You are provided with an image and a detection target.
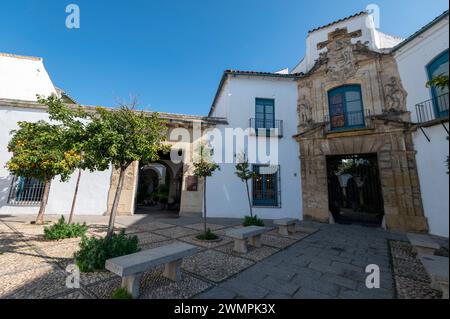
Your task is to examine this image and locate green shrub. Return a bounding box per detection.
[196,228,219,241]
[243,215,265,227]
[110,287,133,299]
[74,230,140,272]
[44,216,88,240]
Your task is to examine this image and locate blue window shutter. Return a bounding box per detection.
[427,49,449,118]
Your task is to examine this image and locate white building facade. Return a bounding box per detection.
[0,10,448,237]
[0,54,113,216]
[207,73,302,220]
[394,11,449,237]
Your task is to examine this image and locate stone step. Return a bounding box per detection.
[420,254,449,299]
[407,233,440,255]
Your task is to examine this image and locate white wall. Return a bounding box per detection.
[0,106,112,216]
[0,54,57,101]
[208,76,302,220]
[292,13,402,74]
[395,16,449,237]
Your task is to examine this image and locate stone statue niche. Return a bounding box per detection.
[298,94,313,125]
[384,76,407,113]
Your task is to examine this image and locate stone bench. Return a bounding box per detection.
[105,242,198,298]
[226,226,268,254]
[407,233,440,255]
[273,218,298,236]
[420,254,449,299]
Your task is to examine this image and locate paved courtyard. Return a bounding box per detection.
[0,214,445,299]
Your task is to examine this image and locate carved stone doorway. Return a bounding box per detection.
[327,154,384,226]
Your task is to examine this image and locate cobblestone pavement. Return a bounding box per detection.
[0,214,444,299]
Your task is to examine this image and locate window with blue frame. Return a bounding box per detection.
[255,98,275,135]
[427,49,449,119]
[252,165,280,207]
[328,85,365,131]
[8,176,44,204]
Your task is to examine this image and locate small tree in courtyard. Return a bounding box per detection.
[235,152,256,218]
[84,100,169,238]
[6,121,80,224]
[38,95,89,224]
[193,145,220,240]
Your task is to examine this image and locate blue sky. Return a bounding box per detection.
[1,0,448,115]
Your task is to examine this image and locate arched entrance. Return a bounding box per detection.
[134,157,183,215]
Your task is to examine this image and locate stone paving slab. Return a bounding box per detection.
[135,232,170,245]
[184,223,228,231]
[261,233,297,249]
[179,234,232,249]
[182,250,254,283]
[267,229,311,240]
[153,226,199,239]
[214,242,280,262]
[139,239,179,251]
[131,221,175,232]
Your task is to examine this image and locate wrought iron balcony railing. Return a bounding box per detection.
[415,93,449,124]
[249,118,283,137]
[323,109,372,132]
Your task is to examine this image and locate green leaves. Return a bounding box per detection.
[74,230,140,272]
[7,120,79,182]
[84,106,169,171]
[426,74,449,90]
[43,216,88,240]
[243,215,265,227]
[193,144,220,177]
[235,153,256,182]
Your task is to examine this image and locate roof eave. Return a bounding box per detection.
[392,10,449,53]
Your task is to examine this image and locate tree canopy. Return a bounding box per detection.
[7,120,80,182]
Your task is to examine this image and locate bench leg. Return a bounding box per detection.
[163,259,182,282]
[278,225,289,236]
[249,234,262,248]
[121,274,142,299]
[287,224,296,234]
[233,239,248,254]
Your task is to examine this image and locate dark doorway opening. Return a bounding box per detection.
[135,159,182,217]
[327,153,384,227]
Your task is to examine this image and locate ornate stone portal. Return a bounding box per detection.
[295,27,429,232]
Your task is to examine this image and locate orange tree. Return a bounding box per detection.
[38,95,89,224]
[84,104,169,238]
[7,121,80,224]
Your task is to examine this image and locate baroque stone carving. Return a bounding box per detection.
[319,28,363,82]
[298,95,313,124]
[384,76,407,112]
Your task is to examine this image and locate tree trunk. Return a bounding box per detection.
[203,177,207,235]
[245,180,253,218]
[36,179,51,225]
[106,166,126,239]
[68,169,82,224]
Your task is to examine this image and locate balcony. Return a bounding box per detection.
[249,118,283,137]
[323,109,371,132]
[415,93,449,124]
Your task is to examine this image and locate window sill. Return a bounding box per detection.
[252,205,282,209]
